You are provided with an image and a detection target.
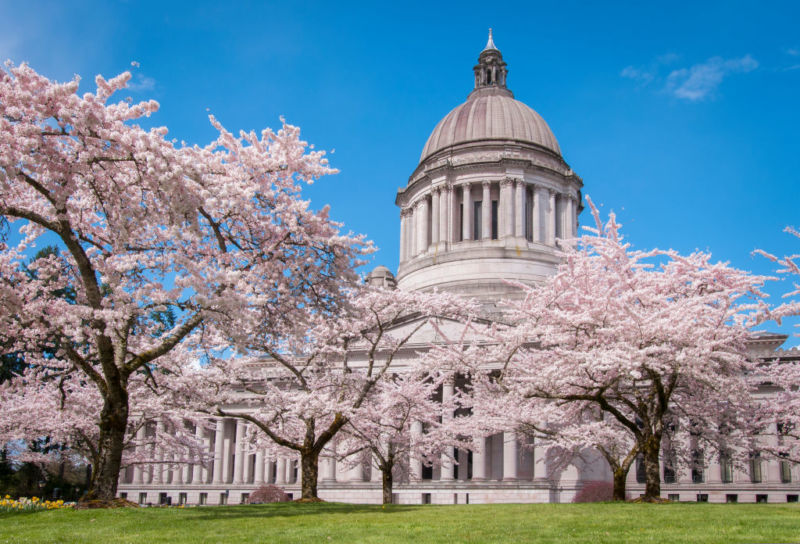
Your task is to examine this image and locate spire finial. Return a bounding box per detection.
[484,28,497,51]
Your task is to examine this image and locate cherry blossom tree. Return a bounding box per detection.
[756,227,800,464]
[167,286,473,501]
[0,62,367,500]
[0,365,206,474]
[449,198,766,501]
[336,367,468,504]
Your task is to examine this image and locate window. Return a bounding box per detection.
[756,494,768,503]
[720,453,734,483]
[199,493,208,505]
[725,494,738,503]
[453,493,458,504]
[422,493,431,504]
[473,201,482,240]
[787,495,798,503]
[240,493,249,504]
[491,200,498,239]
[138,492,147,505]
[667,494,680,502]
[422,464,433,480]
[691,449,704,483]
[635,455,646,484]
[179,493,187,506]
[780,458,792,483]
[219,492,228,505]
[119,492,127,500]
[458,203,464,241]
[750,453,762,483]
[159,492,169,505]
[696,494,708,502]
[663,453,676,484]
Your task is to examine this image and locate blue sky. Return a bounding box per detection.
[2,0,798,344]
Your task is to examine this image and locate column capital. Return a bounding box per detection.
[500,177,514,188]
[481,180,491,188]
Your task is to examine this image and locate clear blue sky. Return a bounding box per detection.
[2,1,798,343]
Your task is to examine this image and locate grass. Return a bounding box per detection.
[1,502,799,544]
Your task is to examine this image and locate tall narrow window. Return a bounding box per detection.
[780,457,792,483]
[491,200,498,240]
[691,449,704,483]
[750,452,762,483]
[459,203,464,242]
[636,455,646,484]
[473,201,482,240]
[720,453,734,483]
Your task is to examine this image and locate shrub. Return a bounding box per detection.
[572,481,614,503]
[247,485,290,504]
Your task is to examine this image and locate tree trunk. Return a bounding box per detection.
[612,467,628,501]
[300,450,319,500]
[85,398,128,500]
[642,439,661,501]
[381,464,393,505]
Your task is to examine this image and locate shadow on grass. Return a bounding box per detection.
[186,502,426,522]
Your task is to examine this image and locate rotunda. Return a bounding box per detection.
[395,31,583,301]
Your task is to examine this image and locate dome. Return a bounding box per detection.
[420,89,561,162]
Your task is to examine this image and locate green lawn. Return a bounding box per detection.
[1,502,799,544]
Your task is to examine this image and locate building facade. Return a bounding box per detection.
[117,33,800,506]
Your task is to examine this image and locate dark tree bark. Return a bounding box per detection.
[85,395,128,500]
[299,450,319,500]
[382,466,393,505]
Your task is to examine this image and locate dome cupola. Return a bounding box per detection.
[395,32,583,302]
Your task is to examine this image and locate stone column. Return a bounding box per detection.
[448,185,457,243]
[408,207,416,258]
[534,187,546,243]
[255,450,265,485]
[410,421,423,480]
[533,443,548,481]
[153,420,165,485]
[222,421,233,484]
[440,381,455,481]
[472,436,487,480]
[233,420,246,484]
[275,457,287,485]
[481,181,491,240]
[440,186,449,246]
[321,445,336,482]
[462,183,473,241]
[285,458,295,484]
[133,425,146,485]
[431,189,440,246]
[548,190,557,245]
[212,419,225,484]
[499,178,513,238]
[503,432,518,481]
[514,179,525,238]
[417,199,429,254]
[569,196,578,237]
[192,423,204,484]
[180,458,190,485]
[399,210,408,262]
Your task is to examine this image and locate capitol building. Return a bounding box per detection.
[117,33,800,506]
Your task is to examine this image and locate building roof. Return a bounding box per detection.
[419,89,562,161]
[418,31,562,162]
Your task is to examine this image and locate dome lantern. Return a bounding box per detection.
[473,29,509,94]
